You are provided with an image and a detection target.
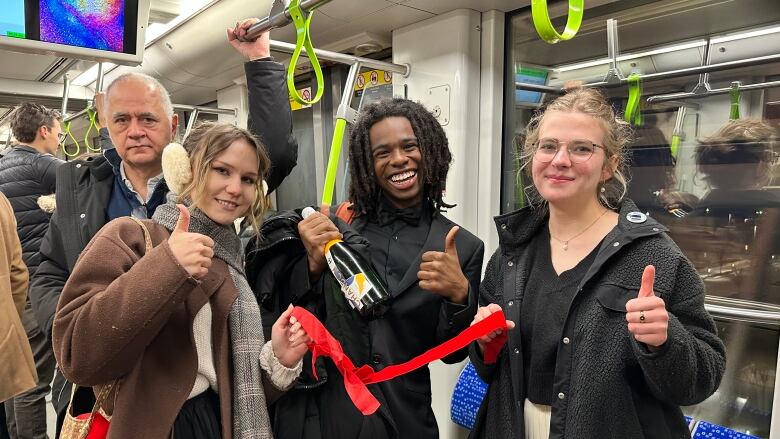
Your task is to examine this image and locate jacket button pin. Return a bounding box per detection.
[508,301,514,306]
[612,242,620,247]
[372,354,382,364]
[626,212,647,223]
[501,224,507,230]
[563,337,570,344]
[558,392,565,400]
[76,164,82,168]
[514,348,520,354]
[79,213,86,219]
[508,261,514,267]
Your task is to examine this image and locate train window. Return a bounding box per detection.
[503,1,780,436]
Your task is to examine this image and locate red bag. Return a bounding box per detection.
[75,411,110,439]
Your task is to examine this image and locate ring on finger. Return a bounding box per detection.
[639,310,646,323]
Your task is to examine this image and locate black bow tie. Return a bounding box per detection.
[378,206,422,226]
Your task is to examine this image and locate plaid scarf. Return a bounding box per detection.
[153,201,272,439]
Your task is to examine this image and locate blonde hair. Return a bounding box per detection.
[519,88,633,209]
[178,122,271,238]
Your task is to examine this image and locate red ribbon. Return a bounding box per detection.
[290,306,508,415]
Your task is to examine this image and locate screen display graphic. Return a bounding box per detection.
[39,0,124,52]
[0,0,27,38]
[515,66,549,105]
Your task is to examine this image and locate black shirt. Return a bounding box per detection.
[521,225,600,405]
[360,196,432,294]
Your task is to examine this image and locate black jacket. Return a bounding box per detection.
[28,58,298,426]
[468,199,726,439]
[248,209,484,439]
[0,145,63,275]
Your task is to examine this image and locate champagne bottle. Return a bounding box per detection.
[302,207,392,316]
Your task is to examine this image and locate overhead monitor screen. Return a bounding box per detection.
[1,1,26,39]
[0,0,149,65]
[515,66,550,106]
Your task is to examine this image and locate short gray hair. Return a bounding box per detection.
[104,72,174,117]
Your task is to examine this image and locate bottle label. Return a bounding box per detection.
[325,250,374,311]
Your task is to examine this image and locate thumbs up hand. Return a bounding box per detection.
[418,226,469,304]
[625,265,669,350]
[168,204,215,279]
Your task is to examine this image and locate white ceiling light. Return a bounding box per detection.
[555,40,706,72]
[712,24,780,44]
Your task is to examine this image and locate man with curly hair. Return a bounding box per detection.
[259,99,484,439]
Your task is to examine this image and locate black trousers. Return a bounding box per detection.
[4,301,57,439]
[173,390,222,439]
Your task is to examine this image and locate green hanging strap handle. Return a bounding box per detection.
[531,0,585,44]
[624,73,643,126]
[84,107,102,153]
[670,135,681,160]
[287,0,324,106]
[61,120,82,158]
[729,81,741,121]
[321,117,348,205]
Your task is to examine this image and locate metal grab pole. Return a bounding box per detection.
[647,79,780,103]
[61,74,71,116]
[172,104,236,116]
[244,0,333,40]
[269,39,410,76]
[321,62,361,205]
[705,303,780,325]
[517,52,780,94]
[604,19,623,84]
[64,104,236,124]
[515,82,565,95]
[95,62,105,93]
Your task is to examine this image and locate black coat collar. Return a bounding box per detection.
[495,199,668,257]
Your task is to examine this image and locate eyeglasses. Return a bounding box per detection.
[47,126,67,144]
[534,138,604,164]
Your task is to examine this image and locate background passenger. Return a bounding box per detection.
[0,103,63,439]
[672,119,780,303]
[695,119,779,214]
[468,88,725,439]
[29,27,298,435]
[627,123,698,220]
[0,192,35,408]
[53,122,308,439]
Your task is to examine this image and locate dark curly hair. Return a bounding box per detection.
[10,103,61,144]
[347,98,453,218]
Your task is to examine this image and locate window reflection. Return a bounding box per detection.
[664,119,780,306]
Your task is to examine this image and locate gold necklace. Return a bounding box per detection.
[550,209,609,251]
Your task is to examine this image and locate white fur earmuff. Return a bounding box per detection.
[37,194,56,213]
[161,141,269,197]
[161,142,192,195]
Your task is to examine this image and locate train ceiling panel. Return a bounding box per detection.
[317,0,400,22]
[391,0,531,15]
[0,52,59,81]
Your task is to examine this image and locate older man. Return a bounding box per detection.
[29,27,297,435]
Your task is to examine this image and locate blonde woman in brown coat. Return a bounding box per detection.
[53,122,308,439]
[0,191,36,402]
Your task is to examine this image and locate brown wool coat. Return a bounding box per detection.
[53,217,239,439]
[0,192,35,402]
